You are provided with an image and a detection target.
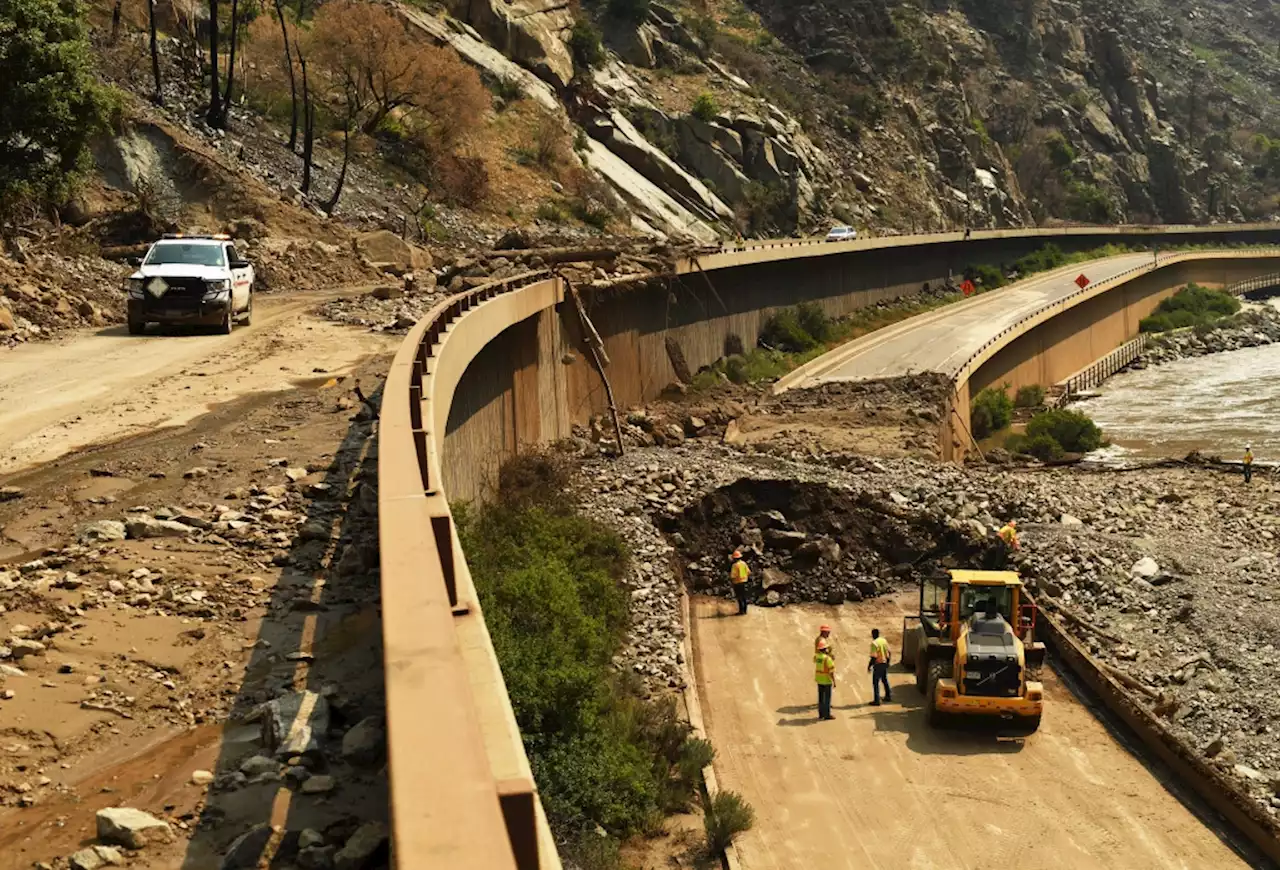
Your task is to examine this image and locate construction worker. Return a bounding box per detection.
[814,624,834,658]
[998,520,1020,552]
[1244,445,1254,484]
[729,550,750,615]
[815,639,836,720]
[868,629,892,706]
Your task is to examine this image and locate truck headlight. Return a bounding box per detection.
[126,278,145,299]
[203,279,231,300]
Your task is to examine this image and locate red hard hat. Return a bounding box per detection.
[732,549,742,559]
[819,625,831,632]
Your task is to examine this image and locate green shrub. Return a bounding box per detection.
[970,386,1013,438]
[1140,283,1241,332]
[1012,243,1066,276]
[692,92,720,122]
[1046,132,1077,168]
[1021,433,1065,461]
[967,262,1006,290]
[795,302,834,344]
[536,201,570,223]
[607,0,651,24]
[759,307,819,353]
[459,463,716,840]
[1025,408,1102,453]
[1014,384,1046,408]
[570,20,606,70]
[1066,181,1117,223]
[705,790,755,854]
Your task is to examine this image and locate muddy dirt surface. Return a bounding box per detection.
[692,594,1254,869]
[0,291,397,477]
[608,374,949,460]
[0,358,392,870]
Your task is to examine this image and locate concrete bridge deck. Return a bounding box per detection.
[782,253,1153,386]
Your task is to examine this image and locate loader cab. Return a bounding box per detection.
[919,570,1035,643]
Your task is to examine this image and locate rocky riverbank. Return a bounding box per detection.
[1130,303,1280,368]
[570,433,1280,818]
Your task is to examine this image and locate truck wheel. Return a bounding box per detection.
[219,308,233,335]
[925,659,950,728]
[127,318,146,336]
[239,291,253,325]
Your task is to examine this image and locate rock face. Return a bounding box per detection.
[446,0,575,88]
[95,807,174,849]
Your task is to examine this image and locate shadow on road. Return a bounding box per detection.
[180,386,389,869]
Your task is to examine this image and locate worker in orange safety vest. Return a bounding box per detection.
[815,639,836,720]
[729,549,750,615]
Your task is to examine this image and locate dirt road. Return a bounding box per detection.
[0,291,397,475]
[692,594,1252,870]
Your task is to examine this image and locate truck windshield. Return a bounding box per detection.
[144,244,225,267]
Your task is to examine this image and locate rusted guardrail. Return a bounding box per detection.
[1038,610,1280,865]
[378,270,565,870]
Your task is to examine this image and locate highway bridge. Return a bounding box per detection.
[379,223,1280,868]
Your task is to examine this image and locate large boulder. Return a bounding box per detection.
[447,0,575,89]
[96,808,174,849]
[354,231,432,275]
[683,116,743,160]
[254,690,331,758]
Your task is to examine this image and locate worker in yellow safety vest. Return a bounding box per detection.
[815,639,836,720]
[998,520,1020,551]
[1244,446,1254,484]
[814,624,834,658]
[729,549,750,615]
[868,629,893,706]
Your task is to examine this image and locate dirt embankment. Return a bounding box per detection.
[0,360,393,870]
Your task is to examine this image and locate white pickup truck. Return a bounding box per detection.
[124,234,255,335]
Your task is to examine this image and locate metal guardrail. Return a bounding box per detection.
[378,269,562,870]
[1226,271,1280,297]
[1059,334,1149,400]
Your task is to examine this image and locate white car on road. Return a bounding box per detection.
[824,225,858,243]
[125,234,254,335]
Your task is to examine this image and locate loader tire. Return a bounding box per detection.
[901,626,920,671]
[915,650,929,693]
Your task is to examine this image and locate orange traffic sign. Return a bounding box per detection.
[1075,274,1090,289]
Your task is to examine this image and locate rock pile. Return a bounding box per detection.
[0,252,129,345]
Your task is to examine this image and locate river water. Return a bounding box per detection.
[1082,306,1280,461]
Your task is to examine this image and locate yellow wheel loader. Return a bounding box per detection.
[901,570,1045,735]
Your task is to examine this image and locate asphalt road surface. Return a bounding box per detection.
[789,253,1153,386]
[692,593,1250,870]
